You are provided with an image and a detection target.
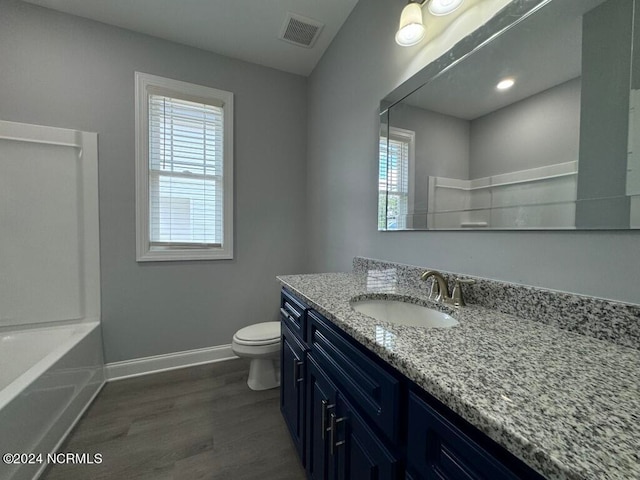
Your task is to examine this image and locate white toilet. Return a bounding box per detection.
[231,322,281,391]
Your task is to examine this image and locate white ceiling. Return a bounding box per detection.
[401,0,605,119]
[21,0,359,76]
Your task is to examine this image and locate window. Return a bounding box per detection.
[379,127,414,230]
[135,72,233,261]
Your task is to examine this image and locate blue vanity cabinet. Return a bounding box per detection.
[406,392,518,479]
[332,392,399,480]
[281,289,307,342]
[279,288,543,480]
[281,322,307,462]
[306,311,400,444]
[306,355,399,480]
[306,356,338,480]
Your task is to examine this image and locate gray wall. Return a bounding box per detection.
[576,0,632,228]
[306,0,640,304]
[470,77,581,179]
[0,0,308,362]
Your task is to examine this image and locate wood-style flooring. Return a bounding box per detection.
[43,359,306,480]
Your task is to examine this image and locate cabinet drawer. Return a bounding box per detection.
[307,311,400,443]
[281,289,308,342]
[407,392,520,480]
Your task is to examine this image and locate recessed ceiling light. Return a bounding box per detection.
[428,0,464,16]
[496,78,515,90]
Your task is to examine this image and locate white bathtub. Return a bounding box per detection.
[0,321,105,480]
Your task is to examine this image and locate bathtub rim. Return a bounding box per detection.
[0,319,102,412]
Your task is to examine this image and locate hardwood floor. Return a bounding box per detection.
[43,359,306,480]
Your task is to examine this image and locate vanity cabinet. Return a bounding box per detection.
[280,289,309,462]
[407,392,521,480]
[280,288,543,480]
[281,289,307,342]
[333,391,399,479]
[306,355,337,480]
[281,322,307,461]
[307,311,400,443]
[306,355,399,480]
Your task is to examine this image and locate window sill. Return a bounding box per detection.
[136,246,233,262]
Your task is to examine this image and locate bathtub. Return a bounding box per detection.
[0,321,104,480]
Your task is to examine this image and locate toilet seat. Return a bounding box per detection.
[233,337,279,347]
[233,322,280,346]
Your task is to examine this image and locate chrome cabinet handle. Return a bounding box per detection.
[329,412,347,456]
[321,399,335,440]
[292,360,303,387]
[280,307,295,323]
[282,302,300,320]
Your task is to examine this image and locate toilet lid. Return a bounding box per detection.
[234,322,280,343]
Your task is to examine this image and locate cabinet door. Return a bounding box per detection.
[306,356,338,480]
[407,392,519,480]
[307,311,400,443]
[332,394,399,480]
[281,324,306,461]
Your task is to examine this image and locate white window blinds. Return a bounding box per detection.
[379,135,410,230]
[148,94,224,246]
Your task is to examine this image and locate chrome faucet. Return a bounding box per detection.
[421,270,475,307]
[421,270,452,304]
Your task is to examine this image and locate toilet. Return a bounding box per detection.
[231,322,281,391]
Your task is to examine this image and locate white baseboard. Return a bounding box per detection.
[105,344,238,381]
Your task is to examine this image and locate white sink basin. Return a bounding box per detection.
[350,299,458,328]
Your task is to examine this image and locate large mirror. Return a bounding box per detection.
[379,0,640,230]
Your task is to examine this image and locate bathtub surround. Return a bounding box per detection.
[0,0,308,363]
[0,120,100,330]
[0,323,104,480]
[0,118,105,480]
[353,257,640,350]
[277,266,640,479]
[306,0,640,304]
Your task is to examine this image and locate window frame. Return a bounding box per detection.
[379,127,415,230]
[135,72,234,261]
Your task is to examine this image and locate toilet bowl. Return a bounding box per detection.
[231,322,281,391]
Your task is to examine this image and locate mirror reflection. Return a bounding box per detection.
[379,0,640,230]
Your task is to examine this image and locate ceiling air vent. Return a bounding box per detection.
[279,13,324,48]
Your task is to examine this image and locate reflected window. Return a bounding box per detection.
[379,128,415,230]
[366,268,398,292]
[375,326,397,350]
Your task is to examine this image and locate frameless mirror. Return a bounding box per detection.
[379,0,640,230]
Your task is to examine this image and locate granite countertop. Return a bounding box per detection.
[277,272,640,480]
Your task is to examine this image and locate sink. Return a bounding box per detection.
[350,299,458,328]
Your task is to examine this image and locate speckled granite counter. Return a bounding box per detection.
[276,271,640,480]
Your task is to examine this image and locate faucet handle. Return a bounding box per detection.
[428,279,440,300]
[451,277,475,307]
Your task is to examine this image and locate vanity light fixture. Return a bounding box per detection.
[396,0,465,47]
[395,2,426,47]
[496,78,515,90]
[428,0,464,16]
